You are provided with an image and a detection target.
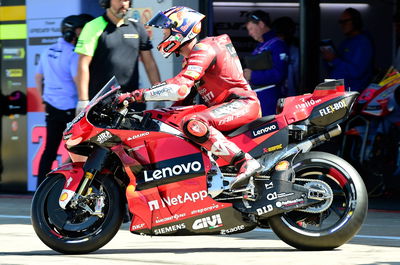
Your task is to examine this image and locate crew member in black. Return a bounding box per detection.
[75,0,160,113]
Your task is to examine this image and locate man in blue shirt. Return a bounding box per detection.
[35,14,92,186]
[243,10,288,116]
[322,8,373,92]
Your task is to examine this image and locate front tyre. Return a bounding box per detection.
[268,151,368,250]
[31,174,124,254]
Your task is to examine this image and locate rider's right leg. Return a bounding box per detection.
[182,119,261,189]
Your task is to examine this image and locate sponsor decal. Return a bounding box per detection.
[147,190,208,210]
[164,41,177,52]
[149,86,173,97]
[187,65,203,72]
[225,43,238,57]
[128,132,150,141]
[220,225,245,235]
[318,99,347,117]
[124,34,139,38]
[266,191,295,201]
[5,68,23,77]
[65,111,85,132]
[198,88,215,103]
[97,131,112,144]
[131,223,145,230]
[211,101,244,118]
[7,80,22,89]
[154,223,186,235]
[59,192,69,202]
[256,204,273,215]
[295,98,322,110]
[276,198,305,208]
[192,214,223,230]
[188,59,203,64]
[3,47,25,60]
[191,204,220,215]
[155,213,186,224]
[264,182,274,190]
[184,70,200,80]
[144,160,203,182]
[218,106,249,126]
[251,122,279,138]
[263,144,283,153]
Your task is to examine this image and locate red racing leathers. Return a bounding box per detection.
[134,34,261,187]
[142,34,261,130]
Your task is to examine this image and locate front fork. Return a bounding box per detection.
[57,146,111,209]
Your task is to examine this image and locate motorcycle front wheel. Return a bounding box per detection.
[31,174,124,254]
[268,151,368,250]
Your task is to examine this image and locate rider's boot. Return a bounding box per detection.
[183,119,260,189]
[229,152,261,190]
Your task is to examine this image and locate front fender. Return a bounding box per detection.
[49,162,85,209]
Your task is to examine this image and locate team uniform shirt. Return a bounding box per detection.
[36,37,78,110]
[328,33,373,92]
[143,34,261,131]
[250,30,288,87]
[75,14,153,99]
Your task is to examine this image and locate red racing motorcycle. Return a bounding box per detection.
[31,77,368,254]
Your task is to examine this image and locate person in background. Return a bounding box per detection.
[35,14,93,186]
[75,0,161,114]
[321,8,373,92]
[118,6,262,189]
[243,10,288,116]
[272,16,300,96]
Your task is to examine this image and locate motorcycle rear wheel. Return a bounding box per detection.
[268,151,368,250]
[31,174,124,254]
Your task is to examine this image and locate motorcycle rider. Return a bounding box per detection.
[120,6,262,189]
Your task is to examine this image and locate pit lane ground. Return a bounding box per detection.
[0,194,399,265]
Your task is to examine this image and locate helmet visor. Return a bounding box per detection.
[146,11,176,29]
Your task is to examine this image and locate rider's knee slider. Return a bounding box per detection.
[182,119,209,144]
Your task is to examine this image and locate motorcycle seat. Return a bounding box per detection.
[225,115,276,137]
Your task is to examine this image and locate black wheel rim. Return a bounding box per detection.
[280,158,358,236]
[41,176,110,240]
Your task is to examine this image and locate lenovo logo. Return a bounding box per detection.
[144,161,202,182]
[251,122,279,138]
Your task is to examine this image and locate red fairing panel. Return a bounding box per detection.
[128,175,232,232]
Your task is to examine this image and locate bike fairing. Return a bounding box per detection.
[40,77,363,239]
[31,8,367,254]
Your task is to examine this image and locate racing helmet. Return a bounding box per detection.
[146,6,205,58]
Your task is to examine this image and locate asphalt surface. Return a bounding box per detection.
[0,194,399,265]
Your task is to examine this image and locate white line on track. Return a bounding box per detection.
[1,215,399,241]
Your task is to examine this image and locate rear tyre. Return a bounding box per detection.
[31,174,124,254]
[268,151,368,250]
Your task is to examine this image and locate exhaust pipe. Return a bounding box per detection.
[258,125,342,173]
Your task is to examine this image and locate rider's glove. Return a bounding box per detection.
[117,93,135,105]
[76,100,89,115]
[131,89,147,103]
